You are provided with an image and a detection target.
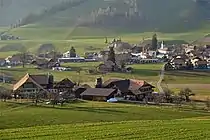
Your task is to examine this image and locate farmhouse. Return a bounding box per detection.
[80,88,117,101]
[31,58,60,69]
[13,73,54,97]
[102,79,155,101]
[54,78,75,92]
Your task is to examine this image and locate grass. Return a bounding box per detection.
[0,101,209,129]
[164,70,210,84]
[0,23,210,58]
[0,101,210,139]
[1,120,210,140]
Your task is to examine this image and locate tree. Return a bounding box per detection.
[20,46,26,68]
[205,98,210,111]
[163,88,174,103]
[107,46,116,64]
[151,33,158,51]
[76,68,82,86]
[179,88,194,102]
[0,87,11,102]
[70,46,76,57]
[105,37,108,44]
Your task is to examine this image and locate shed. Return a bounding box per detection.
[80,88,117,101]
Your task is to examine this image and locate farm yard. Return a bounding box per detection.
[1,101,210,140]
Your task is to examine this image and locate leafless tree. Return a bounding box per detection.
[179,88,194,102]
[205,98,210,111]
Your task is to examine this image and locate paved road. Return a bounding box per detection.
[157,64,165,94]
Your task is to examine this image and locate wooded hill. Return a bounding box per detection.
[1,0,210,32]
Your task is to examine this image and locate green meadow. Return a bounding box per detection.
[0,24,210,58]
[0,101,210,140]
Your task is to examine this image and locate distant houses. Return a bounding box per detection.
[165,44,210,70]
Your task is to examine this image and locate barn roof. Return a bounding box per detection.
[81,88,116,97]
[103,79,155,92]
[54,78,75,89]
[13,73,49,93]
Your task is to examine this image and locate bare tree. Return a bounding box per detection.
[20,46,27,68]
[179,88,194,102]
[76,68,82,86]
[163,88,174,103]
[0,87,11,102]
[205,98,210,111]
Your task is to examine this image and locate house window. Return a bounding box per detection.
[23,83,34,88]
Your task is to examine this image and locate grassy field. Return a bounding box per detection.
[0,24,210,58]
[0,101,210,139]
[1,120,210,140]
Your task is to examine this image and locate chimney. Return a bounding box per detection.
[95,77,103,88]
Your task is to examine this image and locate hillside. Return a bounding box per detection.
[16,0,210,33]
[1,0,210,33]
[0,0,61,26]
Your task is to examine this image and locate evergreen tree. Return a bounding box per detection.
[152,33,158,51]
[70,46,76,57]
[107,46,116,64]
[105,37,108,44]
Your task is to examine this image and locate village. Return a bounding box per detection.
[0,34,210,105]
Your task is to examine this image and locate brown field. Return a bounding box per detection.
[167,84,210,101]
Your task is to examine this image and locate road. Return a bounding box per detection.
[157,63,165,94]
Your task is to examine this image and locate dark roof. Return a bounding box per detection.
[103,79,155,93]
[29,74,49,85]
[81,88,116,97]
[31,58,54,65]
[54,78,75,89]
[102,78,123,87]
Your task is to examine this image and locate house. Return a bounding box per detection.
[170,55,189,69]
[102,79,155,101]
[58,57,85,63]
[80,88,117,101]
[31,58,60,69]
[54,78,75,92]
[0,58,6,66]
[62,50,80,58]
[74,84,91,98]
[13,73,54,97]
[5,53,34,66]
[191,57,208,69]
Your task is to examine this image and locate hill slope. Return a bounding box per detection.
[18,0,210,33]
[0,0,61,26]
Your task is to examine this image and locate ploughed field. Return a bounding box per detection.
[0,101,210,140]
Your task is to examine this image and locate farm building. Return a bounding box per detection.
[102,79,155,101]
[54,78,75,92]
[13,73,54,97]
[80,88,117,101]
[31,58,60,69]
[74,85,91,98]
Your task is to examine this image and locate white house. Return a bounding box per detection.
[62,51,80,58]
